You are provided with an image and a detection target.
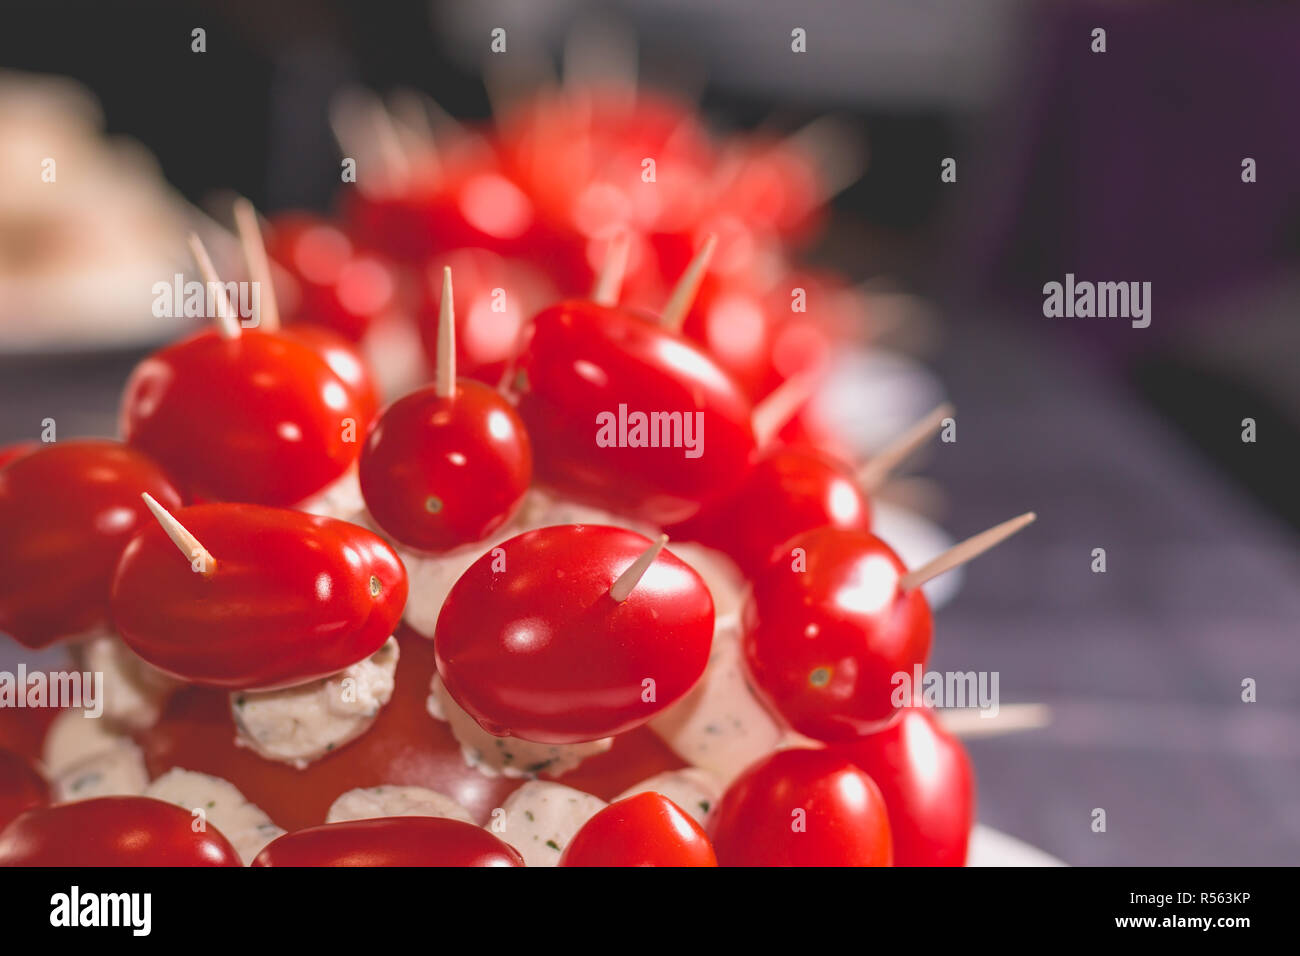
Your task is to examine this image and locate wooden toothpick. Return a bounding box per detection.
[659,234,716,333]
[858,403,953,492]
[434,266,456,399]
[937,703,1053,739]
[187,233,241,339]
[141,493,216,576]
[609,534,669,603]
[750,371,819,448]
[232,198,280,333]
[590,232,631,307]
[899,512,1036,592]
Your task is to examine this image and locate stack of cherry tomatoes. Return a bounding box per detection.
[0,83,998,868]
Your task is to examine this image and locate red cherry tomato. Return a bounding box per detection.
[0,796,241,866]
[714,137,827,243]
[742,527,932,742]
[435,525,714,743]
[279,323,380,426]
[111,503,407,689]
[832,707,974,867]
[559,792,717,867]
[0,442,37,469]
[671,445,870,576]
[0,749,47,831]
[252,816,524,867]
[513,300,756,525]
[359,380,532,552]
[344,145,540,266]
[264,213,399,342]
[138,626,684,831]
[0,440,183,648]
[709,748,893,866]
[415,249,553,386]
[120,329,370,506]
[675,277,779,402]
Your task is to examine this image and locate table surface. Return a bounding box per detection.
[2,316,1297,866]
[924,317,1300,866]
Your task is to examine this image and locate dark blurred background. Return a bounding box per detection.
[2,0,1297,864]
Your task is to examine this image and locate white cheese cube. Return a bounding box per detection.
[81,634,179,731]
[231,637,398,769]
[41,708,129,775]
[427,674,612,778]
[144,768,285,865]
[648,623,785,785]
[490,781,606,868]
[52,740,148,803]
[326,785,475,825]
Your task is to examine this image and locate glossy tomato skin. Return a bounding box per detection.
[0,442,37,469]
[343,150,541,267]
[0,440,183,648]
[0,749,47,831]
[0,797,241,866]
[672,446,870,576]
[709,748,893,867]
[359,381,532,552]
[833,708,974,867]
[512,300,756,526]
[279,324,380,427]
[742,527,932,742]
[111,503,407,689]
[435,525,714,744]
[559,792,717,867]
[252,817,524,867]
[120,329,367,506]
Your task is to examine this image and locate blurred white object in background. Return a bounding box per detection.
[812,347,949,462]
[0,71,194,353]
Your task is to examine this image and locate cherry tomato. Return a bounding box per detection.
[435,525,714,743]
[713,136,827,243]
[709,748,893,866]
[559,792,716,867]
[0,442,37,469]
[0,440,183,648]
[279,323,381,426]
[138,626,684,831]
[120,329,369,506]
[415,249,553,386]
[675,276,780,402]
[512,300,756,525]
[0,796,241,866]
[742,527,932,742]
[265,213,399,342]
[252,816,524,867]
[671,445,870,576]
[111,503,407,689]
[0,749,47,831]
[832,707,974,867]
[359,380,532,552]
[344,145,540,266]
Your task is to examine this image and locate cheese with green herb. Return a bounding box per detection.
[231,637,398,768]
[427,674,612,778]
[492,781,606,867]
[145,768,285,865]
[326,785,475,825]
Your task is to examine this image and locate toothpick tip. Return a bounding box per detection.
[609,533,670,603]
